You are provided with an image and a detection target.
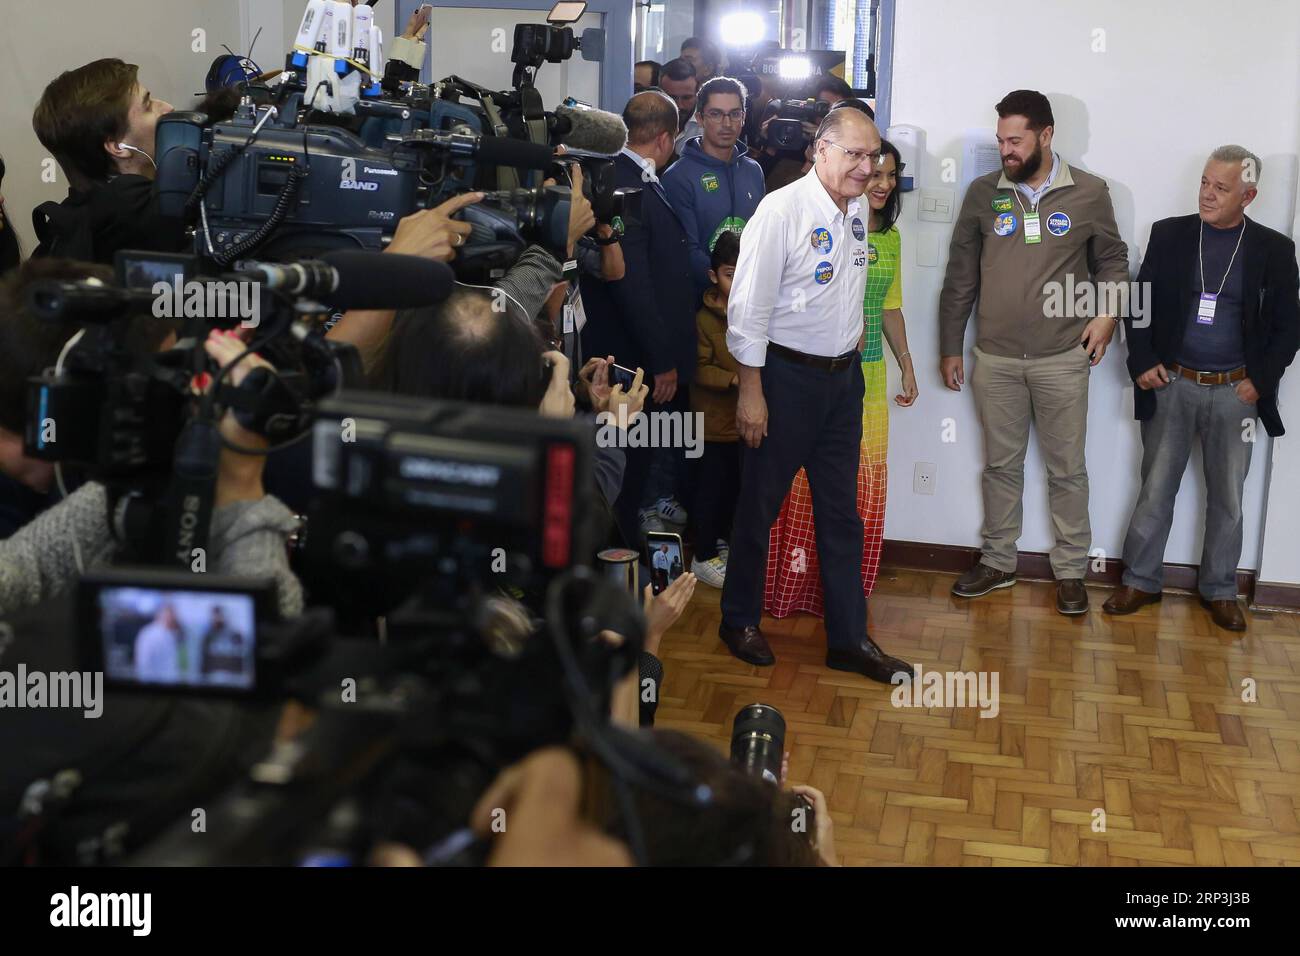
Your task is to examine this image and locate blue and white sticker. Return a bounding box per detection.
[814,260,834,284]
[851,217,866,241]
[1046,211,1072,236]
[993,212,1018,237]
[810,227,833,253]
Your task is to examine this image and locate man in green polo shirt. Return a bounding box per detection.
[938,90,1130,615]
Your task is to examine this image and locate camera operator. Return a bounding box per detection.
[0,262,303,618]
[30,59,184,263]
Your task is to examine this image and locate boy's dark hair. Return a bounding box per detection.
[696,76,746,114]
[32,59,141,190]
[994,89,1055,131]
[661,57,697,84]
[710,229,741,272]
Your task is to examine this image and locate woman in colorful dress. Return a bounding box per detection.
[764,139,918,619]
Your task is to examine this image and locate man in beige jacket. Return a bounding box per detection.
[938,90,1130,615]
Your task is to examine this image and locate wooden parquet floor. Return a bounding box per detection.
[655,567,1300,866]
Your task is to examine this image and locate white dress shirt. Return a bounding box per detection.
[726,167,869,365]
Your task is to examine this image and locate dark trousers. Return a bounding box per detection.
[691,440,741,561]
[721,354,866,649]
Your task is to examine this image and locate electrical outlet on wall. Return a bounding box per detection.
[914,462,936,495]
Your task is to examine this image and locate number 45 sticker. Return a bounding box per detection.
[852,254,866,267]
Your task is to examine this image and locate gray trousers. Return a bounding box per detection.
[971,345,1093,578]
[1120,375,1257,600]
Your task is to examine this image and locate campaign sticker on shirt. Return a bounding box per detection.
[991,193,1014,213]
[611,215,625,236]
[810,227,833,253]
[1046,211,1072,236]
[993,212,1018,237]
[867,244,879,264]
[701,173,720,193]
[814,260,834,284]
[851,217,866,240]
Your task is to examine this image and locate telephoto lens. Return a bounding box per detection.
[730,703,786,785]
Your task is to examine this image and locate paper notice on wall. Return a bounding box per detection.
[962,129,1002,192]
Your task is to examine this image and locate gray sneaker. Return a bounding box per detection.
[952,562,1017,598]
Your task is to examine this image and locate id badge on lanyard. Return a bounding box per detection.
[1197,293,1217,325]
[1024,210,1041,245]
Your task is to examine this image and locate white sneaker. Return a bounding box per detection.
[716,539,730,562]
[639,508,667,533]
[656,496,689,526]
[691,555,727,588]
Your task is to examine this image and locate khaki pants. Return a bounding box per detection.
[971,344,1092,578]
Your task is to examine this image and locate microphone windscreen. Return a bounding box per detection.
[554,104,627,155]
[319,250,456,310]
[474,135,556,170]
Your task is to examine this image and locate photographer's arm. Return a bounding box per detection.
[326,192,481,370]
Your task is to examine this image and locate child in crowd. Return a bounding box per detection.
[688,230,742,587]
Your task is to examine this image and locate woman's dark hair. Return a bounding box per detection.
[372,288,549,408]
[874,139,906,233]
[607,730,821,866]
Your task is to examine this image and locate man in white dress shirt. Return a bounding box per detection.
[718,108,911,683]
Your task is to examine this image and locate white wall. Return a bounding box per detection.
[881,0,1300,581]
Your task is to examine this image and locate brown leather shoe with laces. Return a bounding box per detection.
[1103,585,1162,615]
[951,562,1016,598]
[1201,597,1246,632]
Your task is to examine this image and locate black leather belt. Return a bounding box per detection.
[768,341,859,372]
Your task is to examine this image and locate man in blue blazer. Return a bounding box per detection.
[580,91,698,545]
[1107,145,1299,631]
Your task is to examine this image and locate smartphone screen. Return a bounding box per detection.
[644,531,684,596]
[611,363,636,391]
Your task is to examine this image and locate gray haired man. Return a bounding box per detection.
[1105,146,1300,631]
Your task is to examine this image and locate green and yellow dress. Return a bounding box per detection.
[765,224,901,617]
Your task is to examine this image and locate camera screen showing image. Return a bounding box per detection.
[90,583,259,691]
[114,250,198,291]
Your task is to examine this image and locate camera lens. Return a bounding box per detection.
[730,703,786,785]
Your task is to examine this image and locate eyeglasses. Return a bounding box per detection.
[822,140,884,168]
[702,108,746,124]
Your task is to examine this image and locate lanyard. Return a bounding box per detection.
[1198,220,1246,296]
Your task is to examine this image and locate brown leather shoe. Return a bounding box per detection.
[718,623,776,665]
[1103,585,1162,615]
[952,562,1016,598]
[1056,578,1089,615]
[1201,597,1246,632]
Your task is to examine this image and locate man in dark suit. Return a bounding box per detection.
[1106,145,1300,631]
[580,91,697,545]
